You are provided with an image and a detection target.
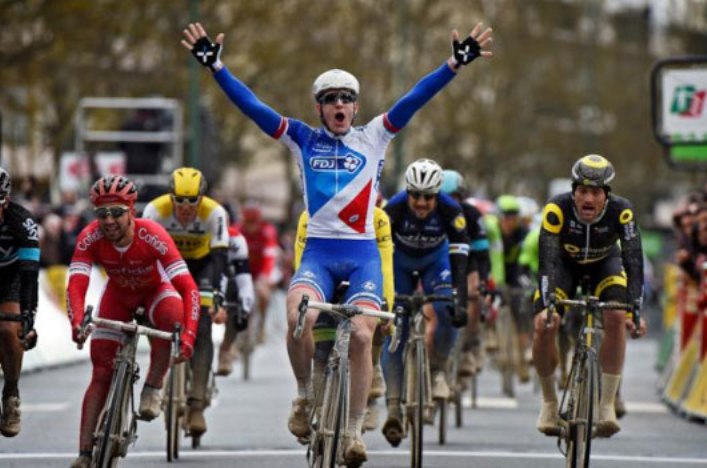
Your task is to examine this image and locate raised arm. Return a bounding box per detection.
[386,23,493,131]
[182,22,284,137]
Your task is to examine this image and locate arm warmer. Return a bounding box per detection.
[214,67,284,137]
[386,62,456,131]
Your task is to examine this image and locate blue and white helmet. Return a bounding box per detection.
[405,159,443,194]
[312,69,359,100]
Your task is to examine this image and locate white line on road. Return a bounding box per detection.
[3,450,705,464]
[22,402,70,412]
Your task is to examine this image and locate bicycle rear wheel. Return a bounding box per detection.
[409,340,425,468]
[93,363,130,468]
[566,353,597,468]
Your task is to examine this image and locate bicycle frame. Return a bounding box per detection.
[294,295,393,468]
[391,292,454,468]
[552,295,634,468]
[80,306,178,468]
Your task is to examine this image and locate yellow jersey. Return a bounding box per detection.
[142,194,229,261]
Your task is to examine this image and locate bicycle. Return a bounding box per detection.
[78,306,180,468]
[547,292,639,468]
[294,295,393,468]
[388,291,455,464]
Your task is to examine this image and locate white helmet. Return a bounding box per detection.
[405,159,443,194]
[517,196,539,220]
[312,69,360,100]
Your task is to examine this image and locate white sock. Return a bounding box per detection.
[297,379,313,400]
[601,373,621,408]
[539,375,557,404]
[347,410,365,436]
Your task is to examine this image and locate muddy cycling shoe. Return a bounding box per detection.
[368,364,385,399]
[138,385,162,421]
[615,395,627,419]
[287,397,311,439]
[363,404,379,432]
[536,401,563,436]
[216,347,235,376]
[0,396,21,437]
[342,433,367,467]
[595,404,621,438]
[187,406,207,436]
[70,455,92,468]
[381,415,404,447]
[458,351,477,378]
[431,371,450,400]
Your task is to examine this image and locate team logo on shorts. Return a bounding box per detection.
[310,153,363,173]
[362,281,377,291]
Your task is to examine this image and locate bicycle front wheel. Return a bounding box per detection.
[321,357,347,468]
[567,352,597,468]
[93,363,130,468]
[165,363,184,462]
[409,340,425,468]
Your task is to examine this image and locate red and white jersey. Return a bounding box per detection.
[239,221,280,280]
[67,218,195,325]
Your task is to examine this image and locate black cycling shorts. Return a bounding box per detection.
[0,264,21,304]
[533,255,627,316]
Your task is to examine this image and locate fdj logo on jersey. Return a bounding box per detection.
[310,153,364,173]
[671,85,706,118]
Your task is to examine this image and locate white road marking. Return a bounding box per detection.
[2,450,705,464]
[22,402,70,412]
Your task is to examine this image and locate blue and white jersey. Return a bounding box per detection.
[279,116,392,239]
[213,61,458,241]
[384,191,470,257]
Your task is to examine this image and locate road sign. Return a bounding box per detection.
[651,56,707,168]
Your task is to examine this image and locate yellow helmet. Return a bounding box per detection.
[170,167,207,197]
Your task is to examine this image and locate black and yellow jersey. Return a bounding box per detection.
[294,207,394,310]
[538,192,643,307]
[142,194,229,261]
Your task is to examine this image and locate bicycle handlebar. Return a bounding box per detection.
[293,295,395,340]
[78,305,177,349]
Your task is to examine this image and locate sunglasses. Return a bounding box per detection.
[408,191,436,201]
[95,206,129,220]
[173,195,200,205]
[318,91,357,105]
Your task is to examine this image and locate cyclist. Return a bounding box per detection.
[183,20,492,464]
[440,169,491,377]
[0,167,39,437]
[485,194,532,382]
[381,159,469,446]
[238,201,281,345]
[532,154,645,438]
[182,23,492,465]
[68,176,199,468]
[293,197,394,432]
[142,167,230,439]
[217,223,255,376]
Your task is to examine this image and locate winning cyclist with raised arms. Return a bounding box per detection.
[182,21,492,465]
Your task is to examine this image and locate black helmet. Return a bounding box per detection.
[0,168,10,198]
[571,154,615,190]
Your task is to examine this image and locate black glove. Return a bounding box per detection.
[20,309,37,350]
[191,36,222,71]
[450,304,468,328]
[452,35,481,68]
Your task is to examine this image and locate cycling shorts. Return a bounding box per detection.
[393,244,452,297]
[533,254,627,315]
[0,264,20,304]
[94,280,183,343]
[290,238,382,308]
